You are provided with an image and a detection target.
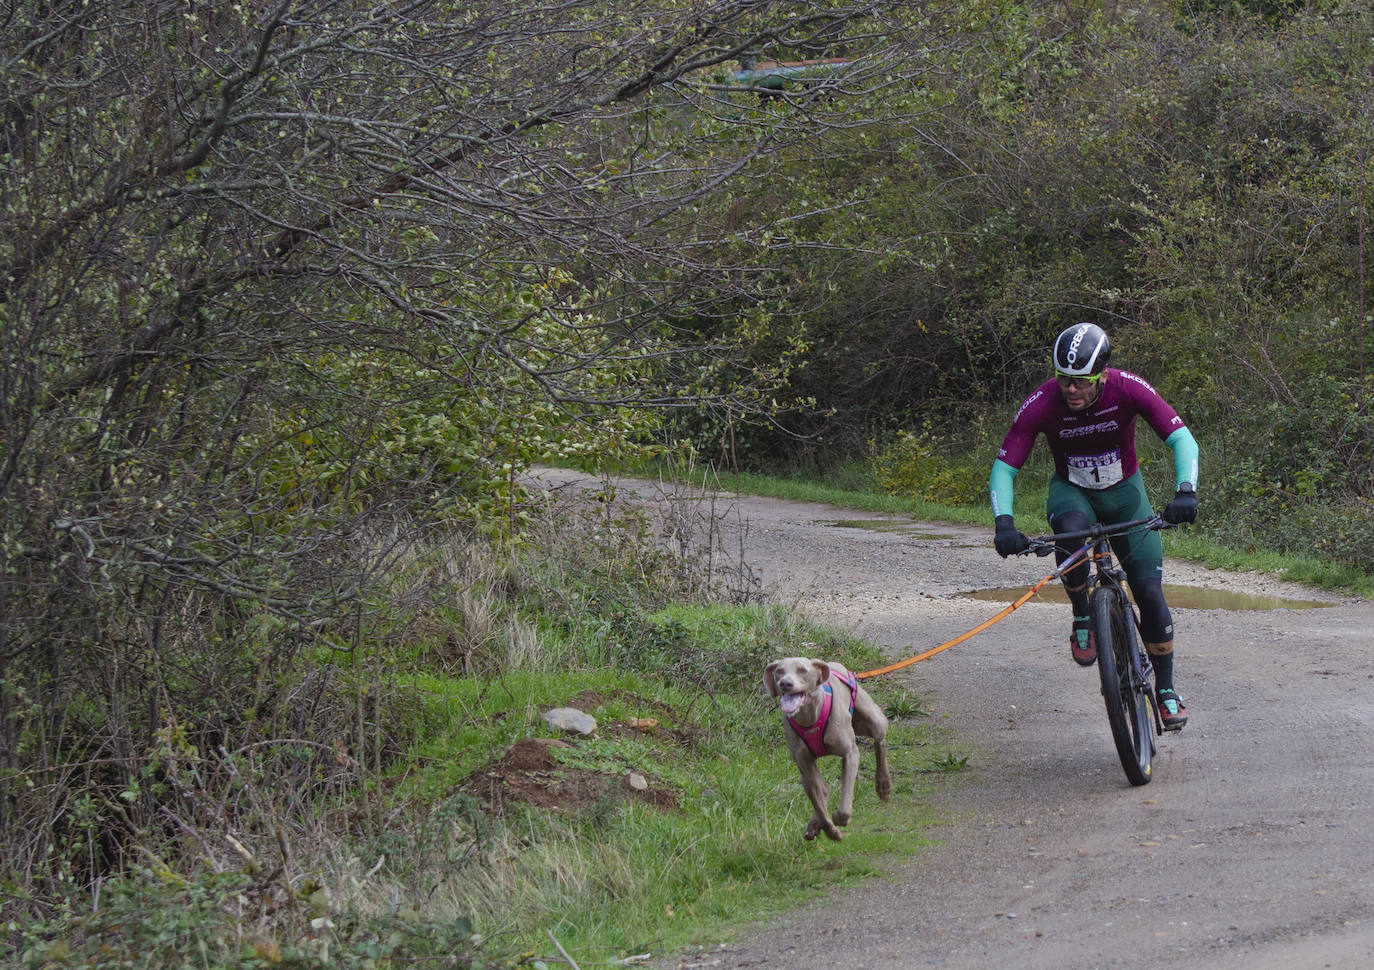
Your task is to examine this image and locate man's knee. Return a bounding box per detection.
[1050,509,1091,586]
[1050,508,1090,535]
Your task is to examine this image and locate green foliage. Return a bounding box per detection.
[0,471,932,963]
[1191,373,1374,571]
[690,0,1374,579]
[1184,0,1309,27]
[376,617,920,958]
[16,0,1374,962]
[873,424,990,506]
[2,869,510,969]
[883,690,930,721]
[925,752,971,773]
[3,0,881,917]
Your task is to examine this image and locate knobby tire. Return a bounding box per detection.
[1092,586,1153,786]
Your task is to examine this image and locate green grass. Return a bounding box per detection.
[701,467,994,526]
[4,600,964,970]
[368,602,958,961]
[311,462,1370,966]
[630,452,1048,528]
[639,458,1374,597]
[1161,527,1374,596]
[23,454,1368,970]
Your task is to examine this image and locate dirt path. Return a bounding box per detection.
[536,471,1374,969]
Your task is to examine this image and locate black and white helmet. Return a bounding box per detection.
[1053,322,1111,377]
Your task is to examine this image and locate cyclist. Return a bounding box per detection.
[988,323,1199,729]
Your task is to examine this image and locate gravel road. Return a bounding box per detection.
[534,470,1374,970]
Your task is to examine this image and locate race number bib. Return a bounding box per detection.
[1067,451,1124,489]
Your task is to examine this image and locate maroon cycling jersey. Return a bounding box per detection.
[996,368,1186,490]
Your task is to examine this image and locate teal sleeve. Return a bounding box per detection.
[989,459,1018,519]
[1165,427,1199,489]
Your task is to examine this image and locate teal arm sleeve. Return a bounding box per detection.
[1166,427,1199,489]
[989,459,1018,519]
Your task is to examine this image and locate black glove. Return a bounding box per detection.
[993,514,1030,557]
[1163,483,1198,524]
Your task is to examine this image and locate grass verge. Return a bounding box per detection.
[382,611,956,961]
[1,483,969,970]
[640,459,1374,597]
[18,455,1363,970]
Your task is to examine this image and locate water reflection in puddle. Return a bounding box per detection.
[822,519,959,540]
[960,584,1335,611]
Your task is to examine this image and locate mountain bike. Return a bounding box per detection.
[1018,515,1176,786]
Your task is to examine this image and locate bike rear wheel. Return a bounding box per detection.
[1092,586,1153,785]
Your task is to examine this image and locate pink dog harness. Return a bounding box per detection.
[786,670,859,758]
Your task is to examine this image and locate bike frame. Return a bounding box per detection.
[1023,514,1175,783]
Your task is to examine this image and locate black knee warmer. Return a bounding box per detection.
[1128,576,1174,643]
[1049,509,1091,589]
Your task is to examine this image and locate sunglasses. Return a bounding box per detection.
[1055,372,1103,390]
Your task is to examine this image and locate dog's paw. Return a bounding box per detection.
[833,809,851,827]
[823,824,844,842]
[804,820,821,841]
[876,773,892,801]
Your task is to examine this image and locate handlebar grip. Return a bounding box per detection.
[1017,538,1056,557]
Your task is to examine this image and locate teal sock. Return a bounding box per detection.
[1154,651,1175,693]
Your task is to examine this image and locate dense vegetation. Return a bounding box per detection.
[4,0,1374,964]
[701,1,1374,570]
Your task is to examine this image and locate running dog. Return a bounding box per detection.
[763,656,891,841]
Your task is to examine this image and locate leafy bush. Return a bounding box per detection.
[2,869,511,970]
[2,472,898,963]
[1200,378,1374,571]
[873,425,988,506]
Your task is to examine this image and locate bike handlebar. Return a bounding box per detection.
[1018,514,1176,557]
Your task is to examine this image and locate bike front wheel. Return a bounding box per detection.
[1092,586,1153,786]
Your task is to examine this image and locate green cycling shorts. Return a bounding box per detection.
[1046,471,1162,585]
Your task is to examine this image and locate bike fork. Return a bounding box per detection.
[1137,654,1163,739]
[1127,606,1164,739]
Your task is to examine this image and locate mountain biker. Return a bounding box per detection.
[988,323,1199,729]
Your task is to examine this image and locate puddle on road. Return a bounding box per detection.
[959,584,1335,611]
[821,519,959,540]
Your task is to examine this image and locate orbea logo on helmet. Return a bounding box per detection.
[1065,324,1089,366]
[1054,322,1110,377]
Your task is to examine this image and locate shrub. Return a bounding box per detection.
[873,425,987,506]
[1,868,511,969]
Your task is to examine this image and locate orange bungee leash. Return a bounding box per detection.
[854,543,1091,680]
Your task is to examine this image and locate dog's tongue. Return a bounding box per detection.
[780,692,805,716]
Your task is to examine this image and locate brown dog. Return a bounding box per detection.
[763,657,892,841]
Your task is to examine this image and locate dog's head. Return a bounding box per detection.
[764,657,832,717]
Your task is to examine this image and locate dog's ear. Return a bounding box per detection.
[763,661,781,697]
[812,660,832,686]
